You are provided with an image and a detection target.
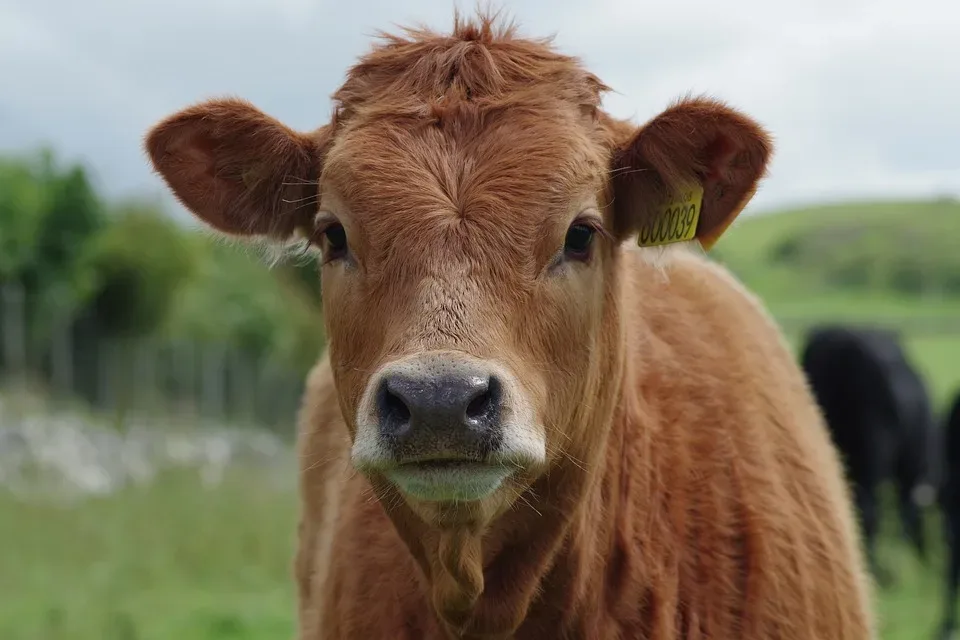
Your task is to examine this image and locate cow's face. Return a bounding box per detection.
[145,47,770,533]
[315,104,618,528]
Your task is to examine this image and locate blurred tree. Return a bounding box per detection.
[280,255,322,305]
[0,158,46,280]
[0,149,105,344]
[0,146,329,416]
[79,201,197,338]
[163,236,325,372]
[30,153,106,317]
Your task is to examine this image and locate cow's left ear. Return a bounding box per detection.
[610,97,773,251]
[144,98,328,241]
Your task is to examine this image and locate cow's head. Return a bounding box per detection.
[146,13,771,632]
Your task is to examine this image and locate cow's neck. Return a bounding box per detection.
[396,465,604,639]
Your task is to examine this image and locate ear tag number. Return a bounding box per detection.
[636,184,704,248]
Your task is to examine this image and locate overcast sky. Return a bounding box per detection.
[1,0,957,225]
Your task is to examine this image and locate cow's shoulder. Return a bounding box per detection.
[616,247,876,638]
[622,247,795,385]
[297,354,351,474]
[295,354,353,637]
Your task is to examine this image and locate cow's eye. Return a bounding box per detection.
[563,222,595,261]
[322,223,348,262]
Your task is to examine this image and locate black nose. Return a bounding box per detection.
[376,371,503,457]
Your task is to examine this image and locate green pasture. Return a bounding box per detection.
[0,466,951,640]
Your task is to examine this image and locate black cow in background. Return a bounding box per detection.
[938,389,960,640]
[800,325,936,586]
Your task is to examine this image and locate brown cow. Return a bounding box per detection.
[145,11,875,640]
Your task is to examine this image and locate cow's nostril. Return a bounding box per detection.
[378,382,413,436]
[384,388,412,423]
[465,376,501,422]
[465,391,491,419]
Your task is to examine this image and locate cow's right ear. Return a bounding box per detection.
[144,98,327,240]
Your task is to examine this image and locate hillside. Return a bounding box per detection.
[710,197,960,405]
[712,197,960,319]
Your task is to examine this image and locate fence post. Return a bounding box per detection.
[229,349,258,426]
[135,339,157,413]
[202,343,225,420]
[50,304,73,396]
[99,338,113,410]
[1,282,27,379]
[174,339,196,419]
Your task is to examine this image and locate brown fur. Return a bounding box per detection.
[145,10,875,639]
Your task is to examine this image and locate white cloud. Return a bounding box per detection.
[0,0,957,217]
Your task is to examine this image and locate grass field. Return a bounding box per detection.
[713,197,960,321]
[2,198,959,639]
[0,466,951,640]
[0,468,298,640]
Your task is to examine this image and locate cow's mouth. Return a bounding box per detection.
[385,459,514,502]
[401,458,478,470]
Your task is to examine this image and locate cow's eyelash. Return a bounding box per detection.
[571,217,612,242]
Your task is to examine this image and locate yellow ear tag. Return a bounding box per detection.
[636,184,704,248]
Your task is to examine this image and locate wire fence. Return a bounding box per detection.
[0,282,307,435]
